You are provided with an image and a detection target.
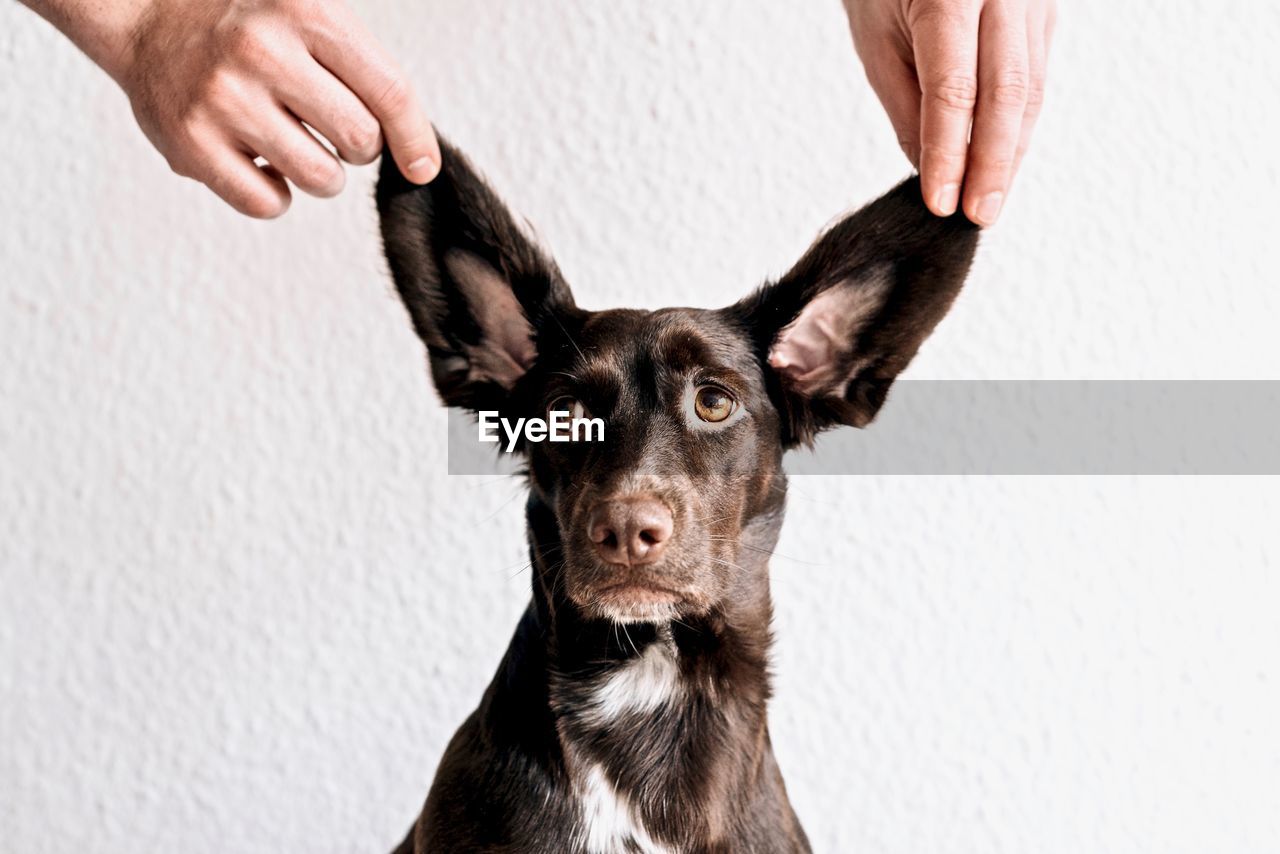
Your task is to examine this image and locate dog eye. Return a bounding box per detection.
[548,396,588,421]
[693,386,736,423]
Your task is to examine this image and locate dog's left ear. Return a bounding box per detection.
[732,176,979,446]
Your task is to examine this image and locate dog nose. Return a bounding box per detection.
[588,495,674,566]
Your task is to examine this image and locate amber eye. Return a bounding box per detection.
[548,396,588,421]
[693,386,736,423]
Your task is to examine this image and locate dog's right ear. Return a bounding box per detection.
[731,176,979,446]
[376,141,576,412]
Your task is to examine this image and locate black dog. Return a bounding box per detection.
[378,141,978,853]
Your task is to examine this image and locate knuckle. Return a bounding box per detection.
[909,2,969,32]
[193,70,239,111]
[1025,74,1047,109]
[908,3,982,53]
[971,153,1017,176]
[220,21,282,74]
[372,77,412,115]
[222,22,265,61]
[340,120,381,162]
[169,113,200,143]
[300,157,343,194]
[296,0,332,18]
[987,70,1030,107]
[927,73,979,111]
[165,118,210,163]
[918,141,968,167]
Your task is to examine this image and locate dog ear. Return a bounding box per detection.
[376,139,576,412]
[733,176,979,446]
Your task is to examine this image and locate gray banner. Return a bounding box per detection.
[446,381,1280,475]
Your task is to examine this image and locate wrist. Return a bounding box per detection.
[90,0,159,85]
[21,0,159,84]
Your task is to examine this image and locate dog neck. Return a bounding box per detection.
[482,489,785,849]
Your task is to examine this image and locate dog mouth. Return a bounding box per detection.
[589,578,686,623]
[596,579,683,604]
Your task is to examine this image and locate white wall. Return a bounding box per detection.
[3,1,1279,852]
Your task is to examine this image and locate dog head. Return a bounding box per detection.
[378,142,977,625]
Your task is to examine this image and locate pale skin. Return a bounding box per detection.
[19,0,441,218]
[844,0,1057,225]
[20,0,1052,225]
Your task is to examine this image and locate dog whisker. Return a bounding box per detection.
[548,312,586,360]
[620,622,639,657]
[475,489,528,526]
[669,617,701,635]
[737,544,823,565]
[506,561,534,581]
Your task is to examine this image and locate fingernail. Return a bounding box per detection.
[975,191,1004,225]
[406,155,440,182]
[934,183,960,216]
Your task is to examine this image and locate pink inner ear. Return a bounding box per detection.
[767,276,890,397]
[444,251,537,388]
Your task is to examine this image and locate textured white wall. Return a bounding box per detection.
[3,1,1279,852]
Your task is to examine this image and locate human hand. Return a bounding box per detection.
[843,0,1056,226]
[44,0,440,218]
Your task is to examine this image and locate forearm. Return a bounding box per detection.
[18,0,153,81]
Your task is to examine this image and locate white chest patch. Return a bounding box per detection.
[577,762,673,854]
[584,641,683,726]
